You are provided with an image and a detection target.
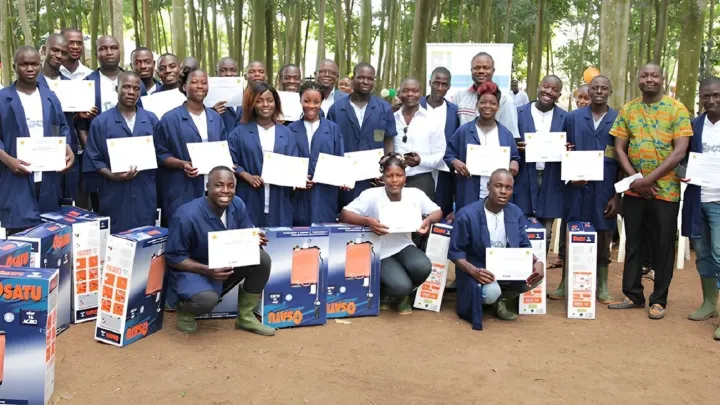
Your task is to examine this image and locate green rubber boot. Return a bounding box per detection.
[714,325,720,341]
[688,277,719,321]
[379,292,391,310]
[397,295,413,315]
[175,303,198,334]
[494,299,517,321]
[234,291,276,336]
[596,265,614,304]
[548,267,566,300]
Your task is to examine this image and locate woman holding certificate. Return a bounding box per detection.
[154,67,227,224]
[443,81,520,212]
[339,153,442,314]
[289,81,345,226]
[228,82,299,227]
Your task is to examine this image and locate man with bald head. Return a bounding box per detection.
[181,56,199,72]
[315,59,346,114]
[39,34,69,85]
[245,61,267,87]
[132,47,160,94]
[60,28,92,80]
[212,56,242,130]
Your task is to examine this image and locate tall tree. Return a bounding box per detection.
[90,0,101,68]
[142,0,152,49]
[359,0,372,62]
[576,0,593,82]
[172,0,187,59]
[376,0,387,80]
[250,0,265,62]
[315,0,327,68]
[0,0,10,85]
[527,0,546,98]
[504,0,513,42]
[212,0,219,61]
[188,0,198,58]
[344,0,352,71]
[456,0,466,41]
[111,0,124,62]
[219,0,233,56]
[653,0,669,64]
[234,0,243,64]
[132,0,141,47]
[409,0,431,90]
[676,0,707,115]
[381,0,397,89]
[600,0,632,108]
[265,0,273,81]
[334,0,345,76]
[17,0,33,46]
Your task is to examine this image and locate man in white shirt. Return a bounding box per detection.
[511,79,530,107]
[60,28,92,80]
[315,59,346,115]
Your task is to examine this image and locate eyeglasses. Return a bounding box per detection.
[402,127,408,143]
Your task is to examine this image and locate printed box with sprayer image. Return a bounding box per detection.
[413,223,452,312]
[0,266,59,405]
[566,221,597,320]
[519,218,547,315]
[95,226,168,347]
[261,227,328,328]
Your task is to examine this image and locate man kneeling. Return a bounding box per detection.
[165,166,275,336]
[449,169,544,329]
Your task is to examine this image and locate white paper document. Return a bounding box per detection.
[106,136,158,173]
[186,141,234,175]
[311,153,356,188]
[561,150,604,181]
[261,152,309,188]
[16,137,66,172]
[345,149,384,181]
[278,91,303,121]
[208,228,261,269]
[466,144,510,177]
[614,172,643,193]
[378,201,423,233]
[524,132,566,163]
[140,89,186,119]
[486,248,534,281]
[686,152,720,189]
[48,80,96,112]
[203,77,245,108]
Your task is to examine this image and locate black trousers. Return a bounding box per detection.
[621,195,679,307]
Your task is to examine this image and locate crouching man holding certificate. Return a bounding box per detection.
[166,166,275,336]
[449,169,544,329]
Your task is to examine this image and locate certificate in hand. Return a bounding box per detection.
[107,136,158,173]
[140,89,187,119]
[208,228,261,269]
[524,132,566,163]
[686,152,720,188]
[378,201,423,233]
[614,172,643,193]
[261,152,309,188]
[186,141,234,175]
[48,80,95,112]
[561,150,604,181]
[203,77,245,108]
[278,91,303,122]
[486,248,534,281]
[311,153,356,188]
[345,149,384,181]
[16,137,66,172]
[466,144,510,176]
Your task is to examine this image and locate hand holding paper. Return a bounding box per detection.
[16,138,67,172]
[685,152,720,188]
[311,153,356,188]
[208,229,261,269]
[524,132,567,163]
[187,141,234,175]
[378,201,423,233]
[261,152,309,188]
[485,248,534,281]
[345,149,384,181]
[614,172,643,193]
[107,136,158,173]
[561,150,604,181]
[48,80,95,112]
[466,145,510,177]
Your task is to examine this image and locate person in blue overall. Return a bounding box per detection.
[155,67,227,224]
[166,166,275,336]
[681,76,720,340]
[327,63,397,206]
[228,82,298,227]
[514,75,567,250]
[449,169,545,329]
[211,57,243,132]
[83,72,159,233]
[156,53,182,92]
[289,81,346,226]
[549,75,619,303]
[0,46,74,234]
[443,81,520,213]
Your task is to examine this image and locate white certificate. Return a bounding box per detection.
[203,77,245,108]
[186,141,234,175]
[48,80,95,112]
[466,144,510,177]
[16,137,66,172]
[614,172,643,193]
[486,248,534,281]
[311,153,356,188]
[278,91,302,122]
[208,228,261,269]
[140,89,186,119]
[261,152,309,188]
[686,152,720,188]
[524,132,566,163]
[561,150,604,181]
[378,201,423,233]
[107,136,158,173]
[345,149,384,181]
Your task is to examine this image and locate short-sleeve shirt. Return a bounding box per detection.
[609,96,693,202]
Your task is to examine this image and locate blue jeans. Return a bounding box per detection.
[694,202,720,279]
[481,280,532,305]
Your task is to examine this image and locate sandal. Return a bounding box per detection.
[608,297,644,310]
[547,259,563,269]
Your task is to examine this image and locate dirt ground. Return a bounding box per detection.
[53,251,720,405]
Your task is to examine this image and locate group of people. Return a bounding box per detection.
[1,27,719,340]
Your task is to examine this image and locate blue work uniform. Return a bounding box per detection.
[449,200,531,330]
[165,196,255,304]
[682,113,708,239]
[228,121,298,227]
[562,106,619,231]
[513,103,567,218]
[154,104,227,221]
[288,117,345,225]
[219,106,243,132]
[420,96,460,215]
[327,95,397,206]
[0,84,71,229]
[82,106,159,232]
[443,120,520,212]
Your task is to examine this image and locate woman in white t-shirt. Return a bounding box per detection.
[340,153,443,314]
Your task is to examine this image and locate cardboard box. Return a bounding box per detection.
[95,226,168,347]
[0,266,59,405]
[261,227,328,328]
[10,223,73,333]
[324,224,381,318]
[566,221,597,319]
[414,223,452,312]
[0,241,32,268]
[41,208,110,323]
[519,218,547,315]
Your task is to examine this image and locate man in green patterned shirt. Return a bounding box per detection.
[608,63,693,320]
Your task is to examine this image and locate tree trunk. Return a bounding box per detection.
[265,0,274,80]
[172,0,186,59]
[546,25,551,75]
[142,0,153,48]
[527,30,533,82]
[480,0,492,42]
[653,0,669,64]
[456,0,465,42]
[409,0,431,91]
[435,0,444,41]
[359,0,372,62]
[301,12,310,69]
[46,0,54,32]
[212,0,219,61]
[198,0,206,68]
[133,0,141,47]
[376,0,387,81]
[90,0,101,68]
[382,0,397,89]
[250,0,265,62]
[34,0,40,45]
[702,0,716,78]
[188,0,198,58]
[17,0,33,45]
[111,0,124,62]
[315,0,327,68]
[160,9,170,53]
[0,0,10,86]
[638,6,650,65]
[527,0,545,98]
[600,0,632,108]
[294,3,304,66]
[335,0,345,76]
[344,0,352,72]
[576,0,592,83]
[234,0,243,64]
[676,0,707,115]
[503,0,513,42]
[284,3,296,66]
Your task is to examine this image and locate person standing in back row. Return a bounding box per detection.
[60,28,92,80]
[212,56,243,131]
[315,59,346,115]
